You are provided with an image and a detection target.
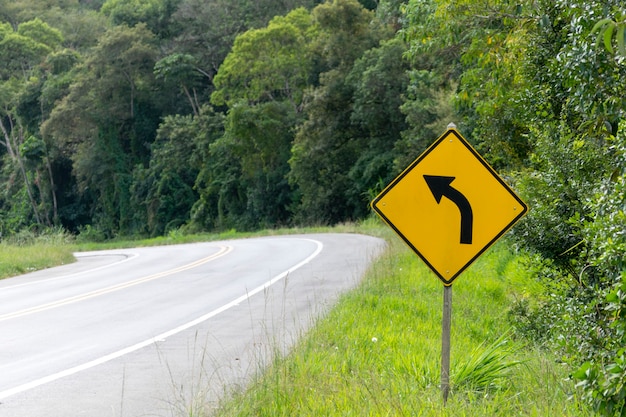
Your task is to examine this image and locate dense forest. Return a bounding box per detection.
[0,0,625,413]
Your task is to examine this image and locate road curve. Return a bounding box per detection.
[0,233,384,416]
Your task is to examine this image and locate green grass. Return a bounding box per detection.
[0,232,76,279]
[0,244,76,279]
[211,225,592,417]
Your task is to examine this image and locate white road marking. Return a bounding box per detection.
[0,252,141,292]
[0,239,323,400]
[0,246,232,322]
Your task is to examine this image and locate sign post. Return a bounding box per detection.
[441,285,452,404]
[371,124,527,403]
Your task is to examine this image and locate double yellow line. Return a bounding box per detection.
[0,245,233,323]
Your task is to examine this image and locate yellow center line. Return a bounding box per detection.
[0,245,233,323]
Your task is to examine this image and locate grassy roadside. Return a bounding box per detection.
[0,244,75,279]
[0,231,76,280]
[212,224,592,416]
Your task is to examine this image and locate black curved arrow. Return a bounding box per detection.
[423,175,473,244]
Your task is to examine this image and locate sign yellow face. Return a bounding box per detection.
[371,128,528,286]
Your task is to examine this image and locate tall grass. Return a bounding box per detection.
[452,330,524,393]
[0,228,75,279]
[212,226,592,416]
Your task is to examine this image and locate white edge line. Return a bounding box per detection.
[0,238,324,401]
[0,252,141,292]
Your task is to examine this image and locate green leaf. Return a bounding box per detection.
[604,23,615,53]
[591,18,614,35]
[617,24,625,57]
[607,291,619,303]
[572,362,592,380]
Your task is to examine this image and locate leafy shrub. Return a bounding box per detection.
[573,275,626,416]
[76,224,107,243]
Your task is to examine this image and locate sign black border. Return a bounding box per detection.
[371,128,528,286]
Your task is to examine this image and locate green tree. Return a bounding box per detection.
[42,23,160,235]
[0,18,65,231]
[171,0,312,80]
[101,0,180,38]
[347,38,410,204]
[402,0,534,168]
[131,106,225,235]
[204,8,319,229]
[289,0,393,224]
[216,101,298,229]
[0,0,106,50]
[211,7,316,112]
[154,53,203,115]
[17,17,63,49]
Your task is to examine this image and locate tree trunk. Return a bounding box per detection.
[0,118,44,225]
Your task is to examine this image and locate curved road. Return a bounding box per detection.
[0,233,384,416]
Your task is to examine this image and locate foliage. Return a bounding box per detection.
[400,0,625,414]
[154,52,203,115]
[348,38,410,194]
[592,13,626,57]
[0,0,411,236]
[571,125,626,416]
[0,17,68,232]
[573,275,626,417]
[137,105,225,235]
[288,0,395,225]
[41,23,160,236]
[101,0,179,37]
[211,8,316,110]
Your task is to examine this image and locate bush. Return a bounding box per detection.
[4,226,74,246]
[76,224,107,243]
[573,274,626,417]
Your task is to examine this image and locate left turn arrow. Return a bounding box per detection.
[423,175,473,244]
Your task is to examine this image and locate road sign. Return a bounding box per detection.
[371,127,528,286]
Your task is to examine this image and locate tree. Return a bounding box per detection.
[289,0,393,224]
[204,7,320,229]
[131,106,224,235]
[101,0,180,38]
[154,53,203,115]
[402,0,535,168]
[216,100,298,228]
[42,23,160,235]
[211,7,316,112]
[0,18,65,231]
[170,0,321,95]
[347,38,410,205]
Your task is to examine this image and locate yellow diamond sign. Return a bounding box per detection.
[371,127,528,286]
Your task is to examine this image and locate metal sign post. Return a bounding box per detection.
[441,285,452,404]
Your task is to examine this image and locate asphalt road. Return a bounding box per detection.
[0,233,384,416]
